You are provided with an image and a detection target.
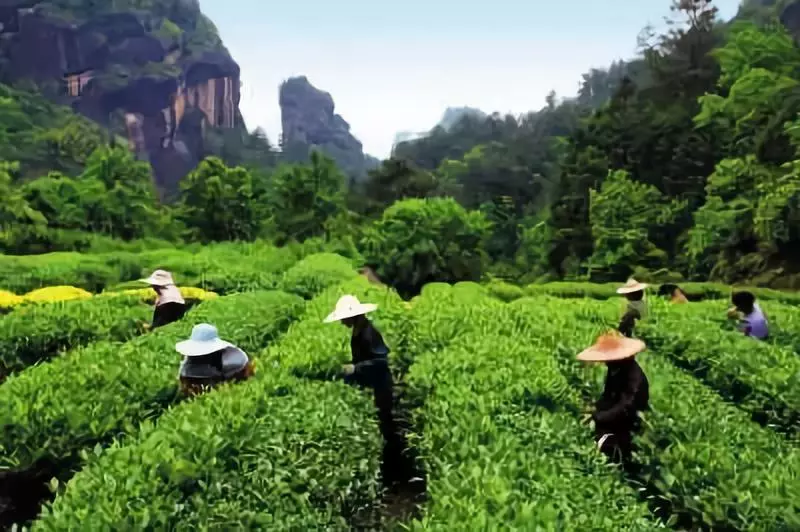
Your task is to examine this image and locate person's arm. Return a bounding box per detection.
[617,309,640,338]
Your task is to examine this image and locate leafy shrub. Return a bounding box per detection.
[277,253,357,299]
[360,197,491,297]
[509,296,800,530]
[640,299,800,432]
[485,280,524,302]
[38,279,400,530]
[0,242,301,294]
[0,296,150,379]
[0,289,22,310]
[403,288,656,530]
[22,286,92,303]
[0,291,304,477]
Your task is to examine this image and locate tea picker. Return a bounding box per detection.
[616,278,648,338]
[139,269,186,330]
[578,332,650,472]
[176,323,255,396]
[727,290,769,340]
[324,295,420,489]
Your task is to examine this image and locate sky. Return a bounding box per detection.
[199,0,743,159]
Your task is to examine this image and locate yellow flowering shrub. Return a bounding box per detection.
[23,286,93,304]
[101,287,218,303]
[0,290,23,310]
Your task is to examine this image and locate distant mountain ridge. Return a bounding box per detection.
[392,106,487,150]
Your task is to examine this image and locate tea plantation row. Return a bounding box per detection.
[0,252,797,530]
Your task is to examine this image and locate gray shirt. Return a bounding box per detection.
[179,347,249,380]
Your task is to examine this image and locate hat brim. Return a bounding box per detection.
[617,283,648,295]
[176,338,233,357]
[577,337,645,362]
[323,303,377,323]
[139,277,173,287]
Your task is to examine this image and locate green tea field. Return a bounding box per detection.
[0,248,798,531]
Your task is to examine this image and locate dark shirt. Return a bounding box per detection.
[179,347,249,380]
[618,308,641,338]
[347,320,393,392]
[152,301,186,329]
[593,359,649,436]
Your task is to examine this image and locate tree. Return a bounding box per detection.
[178,157,264,242]
[588,170,685,280]
[360,197,492,297]
[359,157,457,216]
[265,150,347,244]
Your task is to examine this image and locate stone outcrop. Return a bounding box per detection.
[279,76,377,180]
[0,1,242,196]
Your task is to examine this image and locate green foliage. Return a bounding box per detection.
[357,157,457,216]
[37,375,381,530]
[589,170,686,280]
[265,151,347,245]
[177,157,265,242]
[277,253,357,299]
[360,197,491,296]
[0,84,105,178]
[0,242,299,294]
[404,287,657,530]
[516,295,800,530]
[641,299,800,433]
[0,290,304,473]
[0,296,150,380]
[38,277,403,530]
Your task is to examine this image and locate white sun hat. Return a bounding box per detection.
[616,278,649,295]
[176,323,233,357]
[323,295,378,323]
[140,269,175,287]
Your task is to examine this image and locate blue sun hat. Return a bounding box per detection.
[176,323,233,357]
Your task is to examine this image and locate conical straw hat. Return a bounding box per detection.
[323,295,377,323]
[577,332,646,362]
[616,278,649,295]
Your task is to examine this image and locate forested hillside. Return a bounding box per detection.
[380,0,800,288]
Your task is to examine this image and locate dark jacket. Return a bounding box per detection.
[151,301,186,329]
[347,320,393,392]
[618,308,641,338]
[593,358,649,436]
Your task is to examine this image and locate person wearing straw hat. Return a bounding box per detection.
[578,332,650,469]
[139,269,186,330]
[727,290,769,340]
[324,294,418,489]
[176,323,254,396]
[616,278,649,337]
[658,283,689,304]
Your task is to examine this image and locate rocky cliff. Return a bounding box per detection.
[279,76,378,181]
[0,0,242,195]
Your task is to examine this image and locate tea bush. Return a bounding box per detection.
[38,277,401,529]
[0,291,304,476]
[277,253,358,300]
[0,295,150,379]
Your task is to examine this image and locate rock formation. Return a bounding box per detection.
[279,76,378,180]
[0,1,243,196]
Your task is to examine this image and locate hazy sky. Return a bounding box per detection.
[200,0,742,158]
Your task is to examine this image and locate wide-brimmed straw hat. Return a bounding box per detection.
[140,269,175,287]
[616,278,649,295]
[577,332,646,362]
[324,295,377,323]
[176,323,233,357]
